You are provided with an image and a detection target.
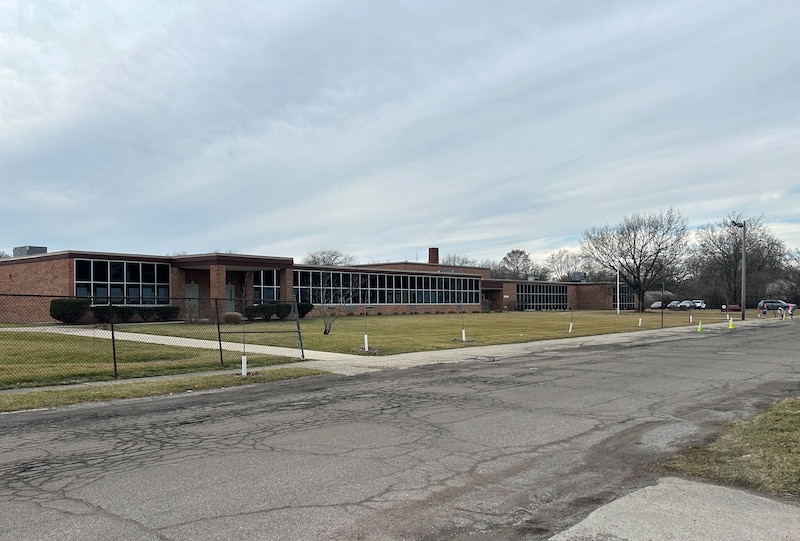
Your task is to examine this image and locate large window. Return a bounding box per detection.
[293,270,480,306]
[253,270,280,303]
[75,259,171,305]
[613,284,636,311]
[516,282,568,310]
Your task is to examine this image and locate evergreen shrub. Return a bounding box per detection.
[49,298,91,324]
[275,303,292,319]
[297,302,314,318]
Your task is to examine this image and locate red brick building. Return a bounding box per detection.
[0,247,633,323]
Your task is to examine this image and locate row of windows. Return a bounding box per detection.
[295,288,481,305]
[293,270,481,305]
[295,271,479,291]
[75,260,170,284]
[614,287,636,310]
[516,283,569,310]
[75,259,171,305]
[72,261,628,310]
[253,270,280,302]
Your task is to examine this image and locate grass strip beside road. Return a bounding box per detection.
[0,367,326,413]
[662,398,800,498]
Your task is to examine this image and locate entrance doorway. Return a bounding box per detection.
[225,284,236,312]
[185,283,200,322]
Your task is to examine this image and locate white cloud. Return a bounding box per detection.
[1,0,799,259]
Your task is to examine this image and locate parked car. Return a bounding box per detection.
[650,301,665,309]
[677,300,694,310]
[757,299,789,311]
[667,300,681,310]
[692,300,706,309]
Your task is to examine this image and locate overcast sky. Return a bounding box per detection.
[2,0,799,264]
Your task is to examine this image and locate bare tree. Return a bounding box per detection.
[319,304,343,335]
[546,249,584,281]
[0,250,10,259]
[528,260,551,281]
[303,250,357,266]
[500,249,533,279]
[581,208,689,311]
[689,213,787,306]
[314,270,360,334]
[477,259,506,278]
[581,258,616,282]
[776,249,800,304]
[441,253,477,266]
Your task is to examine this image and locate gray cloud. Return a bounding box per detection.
[1,0,799,262]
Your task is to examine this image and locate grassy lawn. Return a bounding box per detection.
[662,398,800,498]
[0,330,302,389]
[1,310,732,389]
[120,309,729,355]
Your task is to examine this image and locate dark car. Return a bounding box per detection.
[667,300,681,310]
[758,299,789,311]
[677,300,694,310]
[650,301,665,309]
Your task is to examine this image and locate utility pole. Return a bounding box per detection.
[732,220,746,320]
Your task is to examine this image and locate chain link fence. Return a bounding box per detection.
[0,293,305,390]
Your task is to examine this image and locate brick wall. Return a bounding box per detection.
[569,283,616,310]
[0,255,73,296]
[0,256,74,322]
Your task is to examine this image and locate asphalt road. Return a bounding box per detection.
[1,320,798,540]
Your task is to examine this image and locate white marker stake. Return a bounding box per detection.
[568,322,573,333]
[638,317,642,327]
[241,355,247,376]
[364,334,369,352]
[690,314,693,323]
[462,329,466,342]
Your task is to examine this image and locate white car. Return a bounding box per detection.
[692,300,706,309]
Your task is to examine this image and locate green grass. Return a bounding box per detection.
[1,310,729,389]
[0,330,302,389]
[0,367,326,412]
[662,398,800,498]
[120,309,727,355]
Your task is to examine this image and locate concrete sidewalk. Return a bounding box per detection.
[549,477,800,541]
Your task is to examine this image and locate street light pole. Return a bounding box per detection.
[732,220,746,320]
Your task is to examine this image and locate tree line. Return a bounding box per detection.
[304,208,800,311]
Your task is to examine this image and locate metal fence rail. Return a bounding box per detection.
[0,293,305,389]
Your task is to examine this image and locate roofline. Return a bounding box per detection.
[293,263,483,277]
[0,250,294,268]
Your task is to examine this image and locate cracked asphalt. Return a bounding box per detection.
[1,319,798,540]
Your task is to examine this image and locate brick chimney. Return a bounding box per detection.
[428,247,439,264]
